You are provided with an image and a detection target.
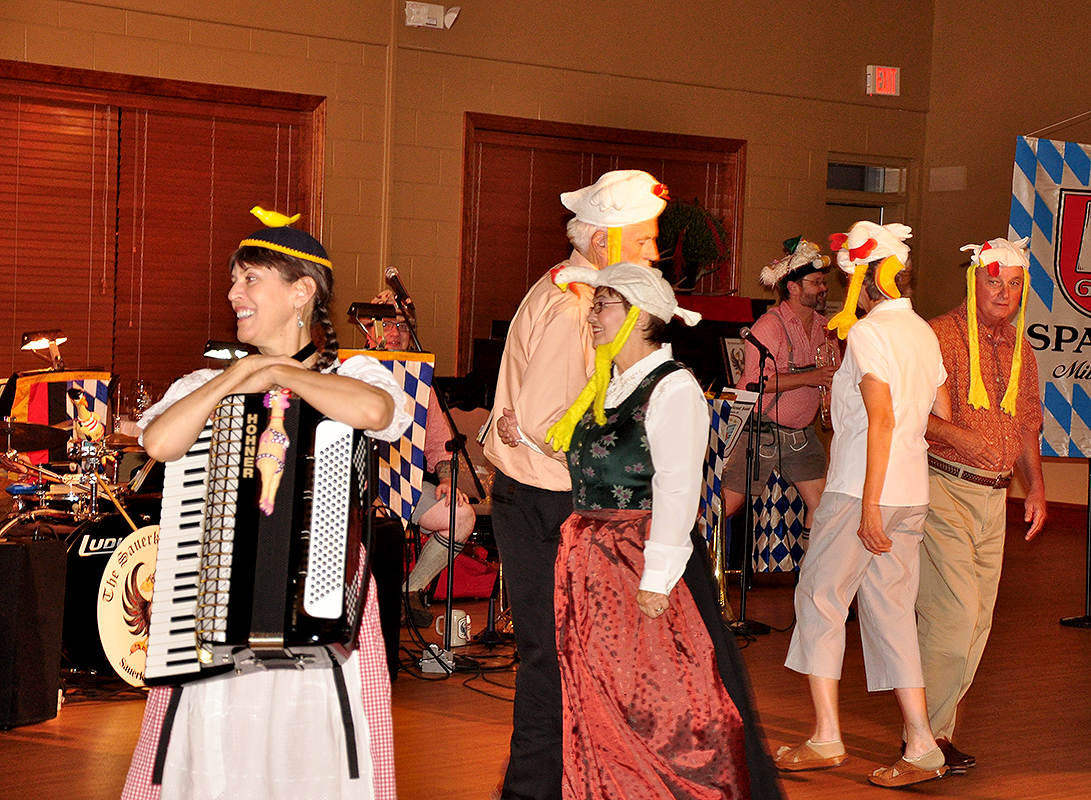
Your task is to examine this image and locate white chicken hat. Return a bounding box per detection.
[561,170,669,264]
[826,221,912,339]
[545,262,699,453]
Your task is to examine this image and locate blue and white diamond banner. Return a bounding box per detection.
[1010,136,1091,457]
[340,348,432,526]
[697,391,756,541]
[752,469,805,573]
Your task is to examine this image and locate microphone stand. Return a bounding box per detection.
[472,561,511,645]
[394,295,487,500]
[393,296,483,673]
[731,346,772,637]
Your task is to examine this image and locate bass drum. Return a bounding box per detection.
[64,513,135,673]
[2,502,159,675]
[0,508,78,542]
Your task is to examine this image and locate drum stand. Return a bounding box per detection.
[66,439,140,532]
[3,440,140,534]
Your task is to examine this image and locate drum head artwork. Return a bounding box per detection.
[97,526,159,686]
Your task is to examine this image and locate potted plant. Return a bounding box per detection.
[655,199,730,292]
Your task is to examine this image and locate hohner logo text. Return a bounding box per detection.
[242,413,259,477]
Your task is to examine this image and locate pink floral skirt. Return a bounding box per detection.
[556,509,750,800]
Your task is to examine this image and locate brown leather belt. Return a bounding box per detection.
[928,454,1012,489]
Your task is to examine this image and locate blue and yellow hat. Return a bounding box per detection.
[239,206,331,268]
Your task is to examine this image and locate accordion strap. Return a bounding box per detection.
[151,685,185,785]
[332,661,361,779]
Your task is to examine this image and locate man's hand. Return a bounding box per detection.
[435,477,469,508]
[636,590,670,619]
[1017,427,1047,541]
[857,502,892,555]
[810,364,838,389]
[926,412,1001,467]
[496,407,521,448]
[1024,488,1047,540]
[954,426,1001,466]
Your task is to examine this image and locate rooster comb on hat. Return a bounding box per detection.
[960,236,1030,274]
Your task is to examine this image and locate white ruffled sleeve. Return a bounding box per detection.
[136,369,221,445]
[333,355,413,442]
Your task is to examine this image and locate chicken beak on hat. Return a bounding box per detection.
[876,255,904,299]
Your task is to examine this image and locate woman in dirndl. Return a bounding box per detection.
[120,210,410,800]
[544,262,784,800]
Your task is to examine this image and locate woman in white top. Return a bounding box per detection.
[121,217,410,800]
[777,222,949,788]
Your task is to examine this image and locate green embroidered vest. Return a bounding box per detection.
[567,361,684,511]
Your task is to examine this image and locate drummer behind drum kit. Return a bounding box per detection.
[1,405,161,685]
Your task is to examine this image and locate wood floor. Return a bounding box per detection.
[4,501,1091,799]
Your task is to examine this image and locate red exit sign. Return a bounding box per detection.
[866,65,901,96]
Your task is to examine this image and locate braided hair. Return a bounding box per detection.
[229,245,339,370]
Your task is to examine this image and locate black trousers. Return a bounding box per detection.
[490,469,571,800]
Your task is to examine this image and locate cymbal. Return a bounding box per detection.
[104,432,139,448]
[0,421,70,453]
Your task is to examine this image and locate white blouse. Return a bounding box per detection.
[603,345,711,596]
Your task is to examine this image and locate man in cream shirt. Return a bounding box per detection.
[484,169,667,800]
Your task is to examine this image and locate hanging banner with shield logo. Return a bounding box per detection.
[1010,135,1091,457]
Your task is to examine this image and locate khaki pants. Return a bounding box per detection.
[916,468,1007,741]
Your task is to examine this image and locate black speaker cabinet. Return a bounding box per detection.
[0,539,66,729]
[369,515,405,682]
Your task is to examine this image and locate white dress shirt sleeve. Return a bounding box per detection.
[639,369,711,595]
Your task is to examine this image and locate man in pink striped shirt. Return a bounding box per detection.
[721,237,838,540]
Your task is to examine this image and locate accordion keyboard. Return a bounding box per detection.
[144,420,214,680]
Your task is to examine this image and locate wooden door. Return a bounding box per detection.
[459,114,745,374]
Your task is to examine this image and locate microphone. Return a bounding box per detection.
[385,266,415,316]
[739,326,771,358]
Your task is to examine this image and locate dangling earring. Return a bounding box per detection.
[296,309,305,329]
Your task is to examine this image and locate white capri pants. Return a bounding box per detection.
[785,492,928,691]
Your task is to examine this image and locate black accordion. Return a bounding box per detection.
[144,392,375,684]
